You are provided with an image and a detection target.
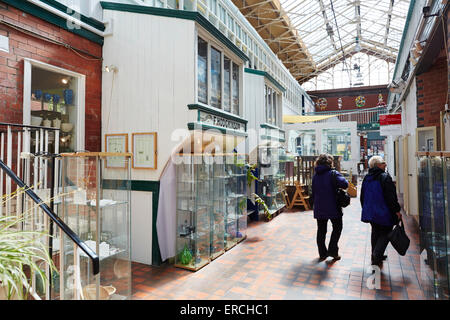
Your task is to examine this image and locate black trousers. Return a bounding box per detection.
[370,222,393,262]
[316,217,343,257]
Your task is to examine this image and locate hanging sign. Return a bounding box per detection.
[379,114,401,136]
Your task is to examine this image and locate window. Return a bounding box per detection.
[322,129,352,161]
[265,84,279,125]
[232,62,239,115]
[210,46,222,109]
[197,37,208,104]
[223,57,231,112]
[197,37,240,115]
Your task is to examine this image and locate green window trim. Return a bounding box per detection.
[100,2,250,62]
[244,68,286,93]
[3,0,104,45]
[260,123,285,133]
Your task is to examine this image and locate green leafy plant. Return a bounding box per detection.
[0,188,57,300]
[253,193,272,220]
[246,163,258,188]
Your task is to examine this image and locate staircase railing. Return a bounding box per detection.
[0,122,100,300]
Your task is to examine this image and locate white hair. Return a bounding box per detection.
[369,156,385,168]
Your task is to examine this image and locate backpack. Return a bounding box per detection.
[331,170,351,208]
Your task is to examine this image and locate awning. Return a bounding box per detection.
[283,115,336,123]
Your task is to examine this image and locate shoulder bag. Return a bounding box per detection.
[332,170,351,208]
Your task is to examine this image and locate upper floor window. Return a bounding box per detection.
[265,84,278,126]
[197,36,241,116]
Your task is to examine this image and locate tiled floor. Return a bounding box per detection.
[131,186,429,300]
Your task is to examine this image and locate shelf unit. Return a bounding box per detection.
[174,153,247,271]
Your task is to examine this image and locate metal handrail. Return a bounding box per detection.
[305,106,387,115]
[0,159,100,275]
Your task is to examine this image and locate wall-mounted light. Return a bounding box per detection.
[61,78,69,84]
[103,65,118,73]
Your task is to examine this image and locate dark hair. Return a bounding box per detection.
[315,153,334,168]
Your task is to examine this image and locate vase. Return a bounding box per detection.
[34,89,42,100]
[63,89,73,105]
[43,93,52,102]
[52,118,61,129]
[43,119,51,127]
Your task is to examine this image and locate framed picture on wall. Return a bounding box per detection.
[105,133,128,168]
[132,132,157,169]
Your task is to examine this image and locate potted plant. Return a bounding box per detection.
[0,206,56,300]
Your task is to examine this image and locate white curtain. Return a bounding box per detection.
[156,159,177,262]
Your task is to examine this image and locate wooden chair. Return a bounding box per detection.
[289,182,310,210]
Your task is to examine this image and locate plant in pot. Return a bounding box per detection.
[245,163,272,221]
[0,192,56,300]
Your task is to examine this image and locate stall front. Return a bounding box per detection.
[101,2,249,266]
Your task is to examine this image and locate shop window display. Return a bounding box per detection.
[30,66,78,152]
[322,128,351,161]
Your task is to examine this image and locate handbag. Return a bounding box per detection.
[388,220,410,256]
[332,170,350,208]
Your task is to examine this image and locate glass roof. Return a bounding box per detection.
[279,0,410,76]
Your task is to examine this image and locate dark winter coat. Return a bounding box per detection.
[311,165,349,220]
[360,167,401,226]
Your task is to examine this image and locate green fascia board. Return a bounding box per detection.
[100,2,249,62]
[187,122,248,136]
[188,103,248,125]
[3,0,104,45]
[260,123,285,133]
[244,68,286,93]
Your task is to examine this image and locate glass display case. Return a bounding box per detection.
[175,154,211,271]
[256,143,286,215]
[57,152,132,300]
[417,152,449,300]
[175,153,247,271]
[322,128,352,161]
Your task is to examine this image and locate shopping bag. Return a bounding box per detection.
[388,220,410,256]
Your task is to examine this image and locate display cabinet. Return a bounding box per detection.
[175,154,211,271]
[256,144,286,215]
[57,152,132,300]
[174,153,247,271]
[417,152,449,300]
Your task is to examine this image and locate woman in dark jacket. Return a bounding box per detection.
[360,156,402,267]
[311,154,349,261]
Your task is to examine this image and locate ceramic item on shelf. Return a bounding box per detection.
[82,284,111,300]
[113,259,130,279]
[43,93,52,102]
[31,116,42,126]
[61,122,74,132]
[63,89,73,105]
[34,89,42,100]
[42,119,51,127]
[52,94,60,104]
[52,118,61,128]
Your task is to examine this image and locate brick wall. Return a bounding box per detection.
[0,2,102,151]
[416,53,447,148]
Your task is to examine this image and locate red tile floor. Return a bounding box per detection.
[131,186,430,300]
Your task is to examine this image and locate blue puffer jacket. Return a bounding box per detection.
[311,165,349,219]
[360,167,400,226]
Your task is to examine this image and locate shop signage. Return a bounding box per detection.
[379,113,401,136]
[199,111,246,132]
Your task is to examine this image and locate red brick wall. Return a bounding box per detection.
[416,54,447,148]
[0,2,102,151]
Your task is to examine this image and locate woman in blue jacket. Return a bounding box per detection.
[311,154,349,261]
[360,156,402,267]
